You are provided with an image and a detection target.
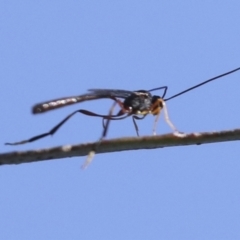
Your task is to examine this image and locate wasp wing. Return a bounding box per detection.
[88,89,133,98]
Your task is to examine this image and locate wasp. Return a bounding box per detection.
[5,67,240,146]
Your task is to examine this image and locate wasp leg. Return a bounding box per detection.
[132,115,146,136]
[162,101,178,133]
[5,109,89,145]
[5,101,124,146]
[83,101,119,169]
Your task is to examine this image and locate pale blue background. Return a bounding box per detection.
[1,1,240,239]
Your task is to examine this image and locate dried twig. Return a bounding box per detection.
[1,128,240,166]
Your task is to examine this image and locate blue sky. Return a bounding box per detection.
[1,1,240,239]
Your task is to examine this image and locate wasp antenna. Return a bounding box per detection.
[165,66,240,101]
[148,86,168,99]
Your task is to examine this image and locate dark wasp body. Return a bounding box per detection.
[6,67,240,147]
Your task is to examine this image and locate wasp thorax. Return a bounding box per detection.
[123,91,153,112]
